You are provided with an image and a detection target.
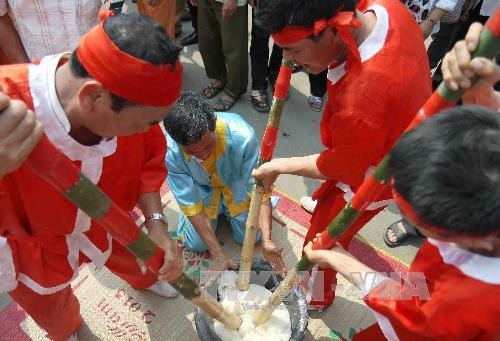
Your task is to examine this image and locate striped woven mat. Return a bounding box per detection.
[0,183,408,340]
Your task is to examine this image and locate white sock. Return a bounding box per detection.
[300,196,317,213]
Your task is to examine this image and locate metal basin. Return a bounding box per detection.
[195,258,308,341]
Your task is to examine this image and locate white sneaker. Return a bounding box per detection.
[300,196,317,213]
[147,281,179,298]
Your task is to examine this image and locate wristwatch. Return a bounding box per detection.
[426,16,439,26]
[144,212,168,226]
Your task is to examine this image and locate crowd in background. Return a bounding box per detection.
[0,0,495,112]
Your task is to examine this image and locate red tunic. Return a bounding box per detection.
[0,55,167,295]
[358,239,500,340]
[304,0,432,307]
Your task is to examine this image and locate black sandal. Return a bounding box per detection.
[250,89,270,113]
[202,81,225,99]
[383,219,411,247]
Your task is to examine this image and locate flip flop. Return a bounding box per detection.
[213,95,237,112]
[383,219,410,247]
[202,81,225,99]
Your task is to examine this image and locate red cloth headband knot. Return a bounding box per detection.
[76,22,183,107]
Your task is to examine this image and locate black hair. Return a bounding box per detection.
[69,14,181,111]
[256,0,355,33]
[163,92,216,145]
[389,105,500,236]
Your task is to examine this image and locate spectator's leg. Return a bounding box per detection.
[250,8,270,91]
[268,44,283,88]
[188,0,198,32]
[198,0,227,84]
[309,69,327,97]
[431,3,488,90]
[427,22,456,70]
[218,4,249,99]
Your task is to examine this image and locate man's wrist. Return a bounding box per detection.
[145,212,168,227]
[271,158,287,174]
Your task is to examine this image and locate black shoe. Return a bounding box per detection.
[180,31,198,46]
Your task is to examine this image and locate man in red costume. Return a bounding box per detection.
[252,0,432,310]
[0,14,184,340]
[304,27,500,337]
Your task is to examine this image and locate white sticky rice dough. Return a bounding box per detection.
[213,271,292,341]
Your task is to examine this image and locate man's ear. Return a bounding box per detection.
[78,80,109,115]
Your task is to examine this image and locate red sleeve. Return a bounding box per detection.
[139,124,167,194]
[363,271,500,339]
[317,113,387,187]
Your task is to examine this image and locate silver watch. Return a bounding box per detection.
[144,212,168,226]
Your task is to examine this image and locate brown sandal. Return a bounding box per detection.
[213,95,237,112]
[202,81,225,99]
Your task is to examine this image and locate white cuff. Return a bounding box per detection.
[360,272,389,297]
[0,237,18,293]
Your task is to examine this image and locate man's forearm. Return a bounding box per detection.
[328,252,376,289]
[0,15,29,63]
[273,154,327,180]
[189,212,224,254]
[258,199,273,241]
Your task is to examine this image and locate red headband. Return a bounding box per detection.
[76,22,182,107]
[272,11,362,72]
[391,183,500,238]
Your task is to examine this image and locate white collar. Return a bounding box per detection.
[47,53,72,133]
[428,238,500,284]
[29,53,117,161]
[327,4,389,84]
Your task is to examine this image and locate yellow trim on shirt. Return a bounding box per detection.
[222,186,250,217]
[205,190,221,219]
[203,118,227,176]
[180,202,204,217]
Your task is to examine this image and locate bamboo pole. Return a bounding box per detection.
[253,10,500,325]
[24,135,241,330]
[237,59,294,291]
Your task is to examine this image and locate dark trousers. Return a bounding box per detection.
[427,22,458,69]
[249,8,283,90]
[188,0,198,32]
[430,2,489,90]
[198,0,248,97]
[309,70,328,97]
